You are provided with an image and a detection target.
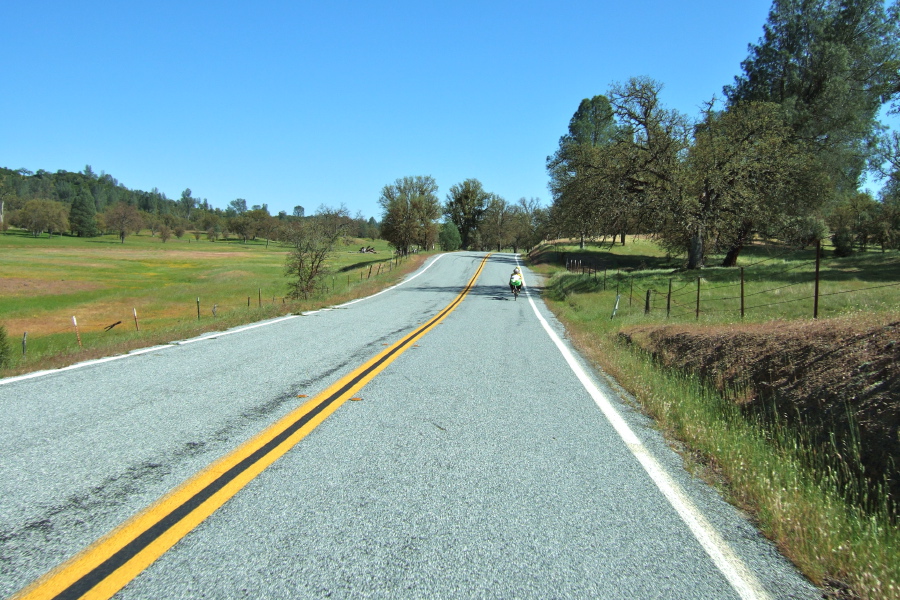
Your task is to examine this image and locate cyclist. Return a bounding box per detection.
[509,267,524,296]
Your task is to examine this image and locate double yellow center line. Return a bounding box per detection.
[16,254,491,600]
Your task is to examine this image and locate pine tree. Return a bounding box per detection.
[69,188,99,237]
[724,0,900,192]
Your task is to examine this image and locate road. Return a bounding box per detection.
[0,252,820,599]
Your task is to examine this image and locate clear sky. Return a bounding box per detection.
[2,0,894,219]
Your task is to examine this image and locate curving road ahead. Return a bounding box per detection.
[0,252,820,599]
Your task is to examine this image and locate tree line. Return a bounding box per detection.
[546,0,900,268]
[377,175,546,255]
[0,166,379,243]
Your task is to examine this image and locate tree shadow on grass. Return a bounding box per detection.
[529,244,676,272]
[338,258,391,272]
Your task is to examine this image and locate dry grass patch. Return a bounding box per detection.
[0,278,106,296]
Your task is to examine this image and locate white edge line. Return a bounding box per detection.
[0,315,301,385]
[332,253,448,308]
[0,344,174,385]
[174,314,299,345]
[518,260,771,600]
[0,255,449,385]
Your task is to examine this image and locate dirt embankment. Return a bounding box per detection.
[619,316,900,503]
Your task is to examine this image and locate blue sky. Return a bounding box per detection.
[2,1,894,219]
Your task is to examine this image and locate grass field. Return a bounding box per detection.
[0,229,417,375]
[531,237,900,324]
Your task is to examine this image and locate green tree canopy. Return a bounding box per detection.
[378,176,441,254]
[69,185,98,237]
[681,100,824,266]
[444,179,490,250]
[102,202,143,243]
[14,199,70,237]
[724,0,900,193]
[547,94,627,248]
[438,221,462,251]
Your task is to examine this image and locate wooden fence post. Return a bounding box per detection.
[644,289,652,314]
[72,316,82,347]
[196,297,200,320]
[667,279,672,318]
[22,332,26,356]
[814,240,821,319]
[696,277,701,320]
[133,307,140,331]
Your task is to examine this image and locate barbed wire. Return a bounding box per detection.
[744,295,816,310]
[719,280,807,300]
[738,245,809,268]
[614,269,900,321]
[818,280,900,297]
[746,259,817,282]
[672,281,693,295]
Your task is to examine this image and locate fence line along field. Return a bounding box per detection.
[0,229,408,375]
[534,237,900,323]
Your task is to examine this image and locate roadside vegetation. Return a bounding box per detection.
[531,5,900,594]
[530,237,899,600]
[0,228,429,378]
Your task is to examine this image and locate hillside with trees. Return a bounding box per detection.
[0,166,379,244]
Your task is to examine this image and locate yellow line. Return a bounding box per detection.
[14,254,491,600]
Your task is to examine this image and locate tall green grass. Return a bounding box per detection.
[608,348,898,598]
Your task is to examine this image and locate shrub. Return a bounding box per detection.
[832,228,854,257]
[0,325,12,369]
[439,222,461,251]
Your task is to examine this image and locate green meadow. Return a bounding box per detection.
[531,237,900,324]
[0,229,413,375]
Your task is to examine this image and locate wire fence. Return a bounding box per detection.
[10,254,409,362]
[563,243,900,321]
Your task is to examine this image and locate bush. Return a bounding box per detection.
[832,228,854,257]
[438,222,462,251]
[0,325,12,369]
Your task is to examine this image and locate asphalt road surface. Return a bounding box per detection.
[0,252,822,599]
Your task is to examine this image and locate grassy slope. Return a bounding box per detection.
[0,229,420,375]
[529,237,899,600]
